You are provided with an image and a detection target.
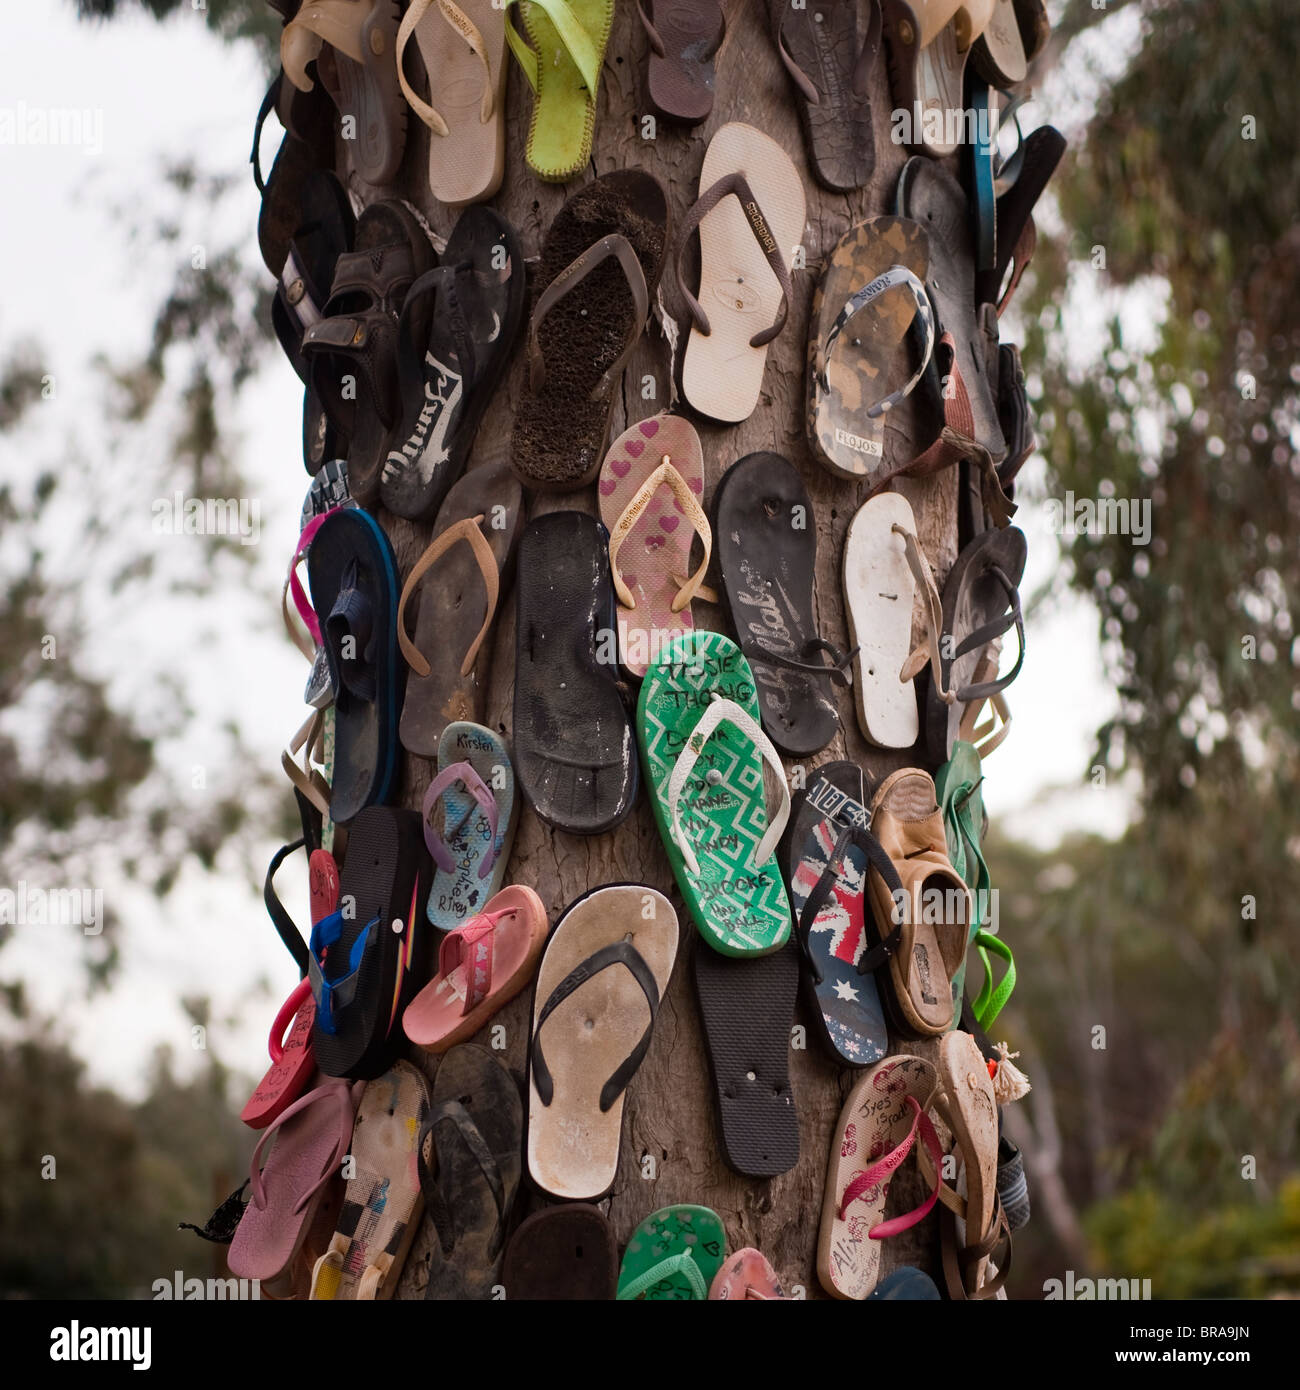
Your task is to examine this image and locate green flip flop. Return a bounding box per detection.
[638,630,793,958]
[504,0,612,181]
[616,1204,726,1300]
[935,740,1016,1030]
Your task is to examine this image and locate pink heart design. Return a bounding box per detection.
[622,573,636,589]
[611,457,632,478]
[639,418,660,439]
[646,535,665,551]
[660,514,679,533]
[599,479,616,495]
[626,440,645,459]
[689,477,703,494]
[841,1123,858,1158]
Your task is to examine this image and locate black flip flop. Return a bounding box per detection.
[769,0,882,192]
[512,511,639,836]
[420,1045,523,1301]
[307,508,405,825]
[308,806,433,1080]
[693,942,800,1178]
[924,525,1026,763]
[713,453,847,756]
[500,1205,617,1300]
[380,207,527,520]
[780,762,901,1069]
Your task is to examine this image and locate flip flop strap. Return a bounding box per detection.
[616,1250,709,1301]
[281,708,331,818]
[526,234,650,400]
[940,1195,1012,1300]
[666,696,791,877]
[422,761,500,876]
[817,265,934,407]
[953,564,1024,701]
[397,0,495,138]
[676,171,793,348]
[797,822,904,985]
[438,907,518,1013]
[308,910,379,1035]
[775,0,880,104]
[607,457,713,613]
[743,634,856,688]
[325,561,377,703]
[418,1099,507,1256]
[958,650,1011,755]
[531,940,660,1113]
[264,837,311,975]
[283,507,344,657]
[837,1094,944,1232]
[893,523,955,703]
[248,1078,354,1213]
[502,0,602,94]
[396,514,500,679]
[251,75,279,194]
[971,929,1015,1028]
[268,977,313,1062]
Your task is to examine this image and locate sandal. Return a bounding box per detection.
[397,0,509,206]
[501,1205,617,1299]
[301,200,436,506]
[396,461,524,757]
[616,1205,726,1300]
[709,1247,786,1299]
[677,122,805,423]
[638,0,727,125]
[240,978,318,1129]
[281,0,408,185]
[402,885,548,1052]
[511,171,671,491]
[882,0,994,157]
[527,884,679,1200]
[598,412,716,679]
[380,209,527,520]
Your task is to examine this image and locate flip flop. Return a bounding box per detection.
[713,452,846,755]
[308,805,434,1079]
[638,629,794,957]
[638,0,727,125]
[709,1246,786,1299]
[882,0,994,157]
[780,762,900,1068]
[868,1265,942,1299]
[527,885,679,1201]
[896,157,1007,465]
[286,485,355,711]
[419,1044,523,1299]
[396,462,524,758]
[229,1078,359,1287]
[397,0,509,206]
[769,0,883,192]
[933,1029,1010,1298]
[970,0,1048,87]
[402,885,548,1051]
[240,979,318,1128]
[511,171,671,491]
[307,507,406,823]
[420,721,519,929]
[310,1060,431,1300]
[936,740,1015,1031]
[301,200,437,507]
[501,1204,617,1299]
[923,524,1025,764]
[866,768,970,1037]
[975,123,1065,312]
[817,1052,943,1300]
[616,1204,726,1300]
[381,209,527,520]
[677,122,806,423]
[806,216,936,482]
[512,511,639,836]
[693,944,801,1177]
[281,0,408,186]
[598,412,715,679]
[504,0,614,180]
[841,491,950,750]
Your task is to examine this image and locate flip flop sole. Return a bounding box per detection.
[501,1204,617,1299]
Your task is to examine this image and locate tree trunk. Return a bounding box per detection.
[378,0,960,1298]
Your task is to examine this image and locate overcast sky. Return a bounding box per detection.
[0,3,1133,1100]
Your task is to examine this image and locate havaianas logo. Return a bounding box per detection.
[743,202,777,256]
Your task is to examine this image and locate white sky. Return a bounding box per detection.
[0,4,1131,1100]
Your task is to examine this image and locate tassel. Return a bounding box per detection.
[991,1042,1031,1104]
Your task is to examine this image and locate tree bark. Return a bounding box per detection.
[378,0,959,1297]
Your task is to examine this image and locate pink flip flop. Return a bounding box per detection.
[598,412,716,678]
[709,1247,787,1299]
[402,885,548,1052]
[241,979,319,1130]
[228,1077,360,1286]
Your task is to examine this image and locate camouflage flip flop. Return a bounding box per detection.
[807,216,936,482]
